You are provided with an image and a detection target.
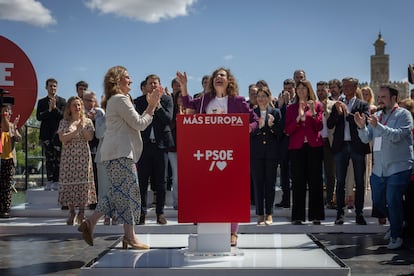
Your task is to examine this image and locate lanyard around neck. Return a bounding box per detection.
[379,105,398,126]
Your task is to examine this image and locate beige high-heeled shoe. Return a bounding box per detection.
[122,236,150,250]
[257,215,265,225]
[265,215,273,225]
[66,210,76,225]
[76,210,85,225]
[78,220,94,246]
[230,233,238,247]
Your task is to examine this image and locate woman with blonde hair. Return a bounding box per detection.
[78,66,162,249]
[361,86,377,114]
[58,96,96,225]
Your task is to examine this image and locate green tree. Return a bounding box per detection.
[14,109,43,174]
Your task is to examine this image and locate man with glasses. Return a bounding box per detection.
[83,90,101,210]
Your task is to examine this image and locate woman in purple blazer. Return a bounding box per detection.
[285,80,325,225]
[177,67,259,246]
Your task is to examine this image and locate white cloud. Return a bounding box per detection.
[85,0,197,23]
[224,54,234,61]
[0,0,56,27]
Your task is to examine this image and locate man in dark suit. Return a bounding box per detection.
[274,78,295,208]
[134,74,173,225]
[327,77,370,225]
[36,78,66,191]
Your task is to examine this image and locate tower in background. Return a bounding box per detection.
[369,33,409,100]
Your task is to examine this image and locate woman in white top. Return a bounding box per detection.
[78,66,162,249]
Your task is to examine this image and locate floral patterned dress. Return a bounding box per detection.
[58,118,97,207]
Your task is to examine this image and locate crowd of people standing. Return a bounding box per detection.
[1,65,412,251]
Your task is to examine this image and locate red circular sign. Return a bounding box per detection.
[0,35,37,129]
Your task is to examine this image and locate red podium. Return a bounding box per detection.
[176,114,251,223]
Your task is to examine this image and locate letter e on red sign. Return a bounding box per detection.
[0,35,37,128]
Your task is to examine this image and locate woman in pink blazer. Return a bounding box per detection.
[285,80,325,225]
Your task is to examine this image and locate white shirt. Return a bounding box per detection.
[206,96,228,114]
[343,96,356,141]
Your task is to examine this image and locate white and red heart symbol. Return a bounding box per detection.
[216,161,227,171]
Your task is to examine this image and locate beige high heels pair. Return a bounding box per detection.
[78,219,149,250]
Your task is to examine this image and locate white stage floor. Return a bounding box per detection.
[81,234,350,276]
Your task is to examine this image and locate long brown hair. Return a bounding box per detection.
[101,65,127,108]
[256,86,274,108]
[207,67,239,97]
[293,80,316,103]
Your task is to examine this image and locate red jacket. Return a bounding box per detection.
[285,101,323,150]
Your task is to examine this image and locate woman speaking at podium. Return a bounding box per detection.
[176,67,259,246]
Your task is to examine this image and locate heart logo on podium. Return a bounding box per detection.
[216,161,227,171]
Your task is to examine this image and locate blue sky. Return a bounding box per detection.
[1,0,413,103]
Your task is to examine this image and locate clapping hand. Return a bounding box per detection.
[354,112,366,128]
[76,118,85,134]
[267,114,275,127]
[334,101,349,116]
[48,97,56,112]
[147,86,163,110]
[258,116,265,129]
[367,113,378,127]
[307,100,315,115]
[164,86,171,96]
[296,101,305,122]
[13,114,20,128]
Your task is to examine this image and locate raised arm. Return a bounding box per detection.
[176,71,188,96]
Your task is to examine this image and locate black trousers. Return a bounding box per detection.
[251,157,278,215]
[404,178,414,236]
[0,158,14,213]
[42,140,61,182]
[138,143,168,215]
[322,138,336,204]
[278,135,291,205]
[289,144,325,222]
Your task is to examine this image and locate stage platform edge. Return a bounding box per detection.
[80,233,350,276]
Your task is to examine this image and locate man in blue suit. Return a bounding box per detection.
[134,74,173,225]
